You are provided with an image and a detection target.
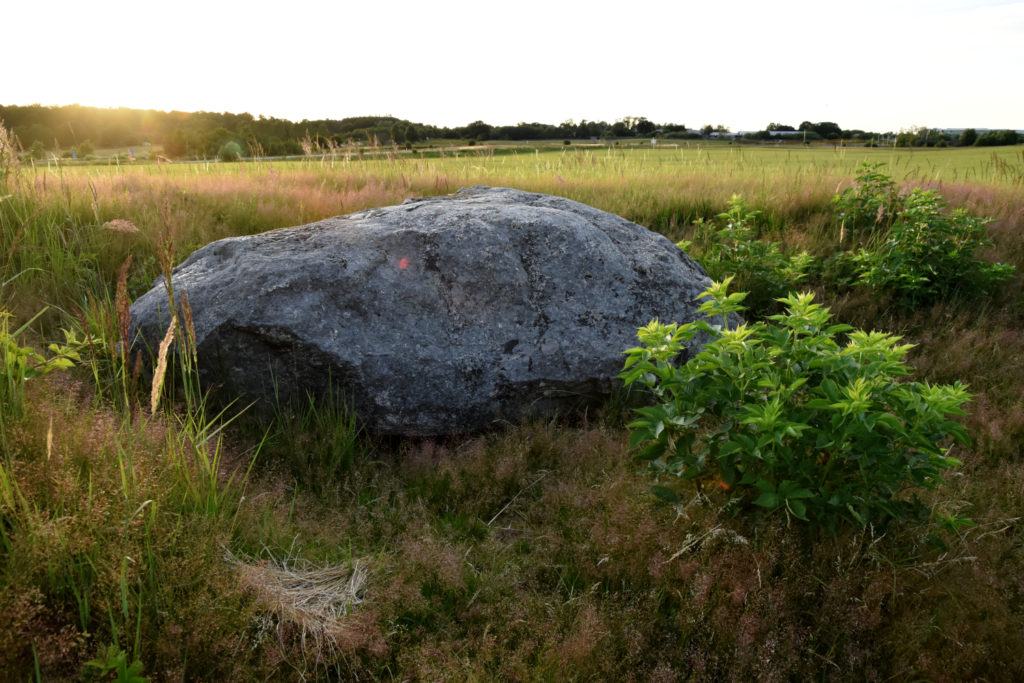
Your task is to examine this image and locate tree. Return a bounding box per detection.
[913,128,948,147]
[959,128,977,146]
[611,120,632,137]
[816,122,842,139]
[100,122,137,147]
[463,120,492,141]
[389,122,406,144]
[217,140,243,161]
[975,130,1019,147]
[635,117,656,136]
[557,119,577,138]
[15,122,54,148]
[799,121,842,139]
[767,122,795,131]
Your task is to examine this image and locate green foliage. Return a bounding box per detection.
[84,644,147,682]
[1,309,82,426]
[684,194,812,315]
[830,162,901,236]
[828,164,1014,307]
[389,122,406,145]
[28,140,46,160]
[893,128,949,148]
[621,280,972,534]
[835,171,1011,307]
[851,188,1014,306]
[464,120,492,141]
[799,121,843,139]
[974,129,1020,147]
[217,140,243,162]
[264,386,366,493]
[76,140,95,157]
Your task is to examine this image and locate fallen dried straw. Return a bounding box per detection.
[103,218,140,233]
[229,548,368,647]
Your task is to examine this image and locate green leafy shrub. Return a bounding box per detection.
[828,164,1014,307]
[851,188,1014,307]
[684,195,812,315]
[620,280,971,534]
[217,140,243,162]
[84,644,147,682]
[1,309,82,424]
[830,162,902,237]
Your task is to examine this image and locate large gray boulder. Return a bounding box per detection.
[129,186,713,435]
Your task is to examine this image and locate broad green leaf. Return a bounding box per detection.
[651,486,680,504]
[787,499,809,520]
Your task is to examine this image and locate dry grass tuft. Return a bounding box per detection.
[234,553,367,630]
[231,550,380,675]
[102,218,139,233]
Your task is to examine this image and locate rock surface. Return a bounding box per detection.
[129,186,713,435]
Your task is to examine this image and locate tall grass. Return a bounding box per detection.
[1,134,1023,678]
[4,144,1022,319]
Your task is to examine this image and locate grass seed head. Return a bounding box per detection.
[150,317,175,414]
[115,255,133,354]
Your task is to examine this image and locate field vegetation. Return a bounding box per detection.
[2,127,1024,680]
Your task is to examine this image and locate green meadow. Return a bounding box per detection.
[2,137,1024,680]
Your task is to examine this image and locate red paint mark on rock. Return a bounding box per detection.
[398,257,410,270]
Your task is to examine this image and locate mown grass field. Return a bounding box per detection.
[2,140,1024,680]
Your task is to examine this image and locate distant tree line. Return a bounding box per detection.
[738,121,1022,148]
[888,127,1021,148]
[0,106,702,158]
[740,122,884,143]
[1,104,1019,160]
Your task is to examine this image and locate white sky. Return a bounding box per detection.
[5,0,1023,132]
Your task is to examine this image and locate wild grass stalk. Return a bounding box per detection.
[166,395,259,519]
[262,384,366,493]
